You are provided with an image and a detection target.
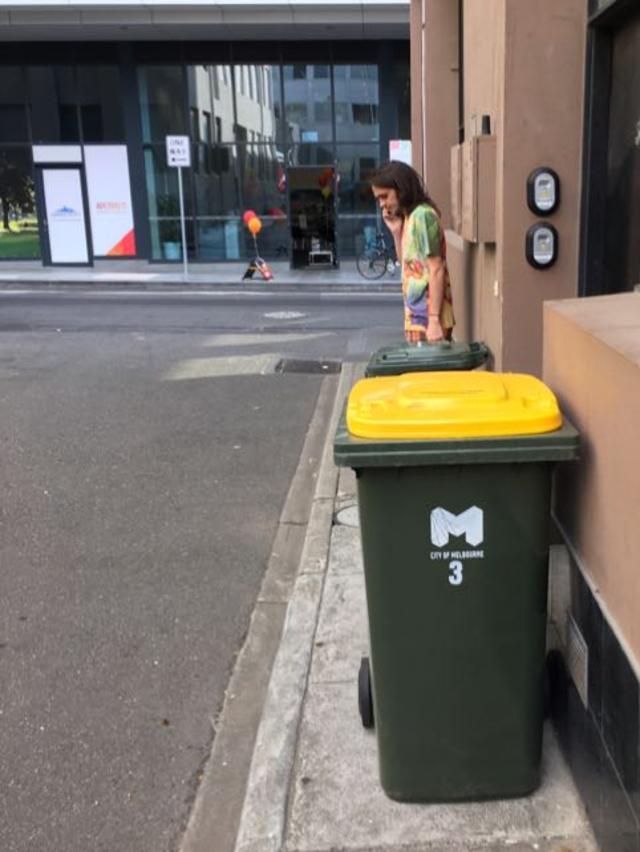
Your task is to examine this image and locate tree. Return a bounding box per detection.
[0,150,36,232]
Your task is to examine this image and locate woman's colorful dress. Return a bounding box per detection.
[401,203,455,343]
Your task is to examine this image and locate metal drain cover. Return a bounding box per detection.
[275,359,342,375]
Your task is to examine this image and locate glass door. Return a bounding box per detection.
[38,166,92,266]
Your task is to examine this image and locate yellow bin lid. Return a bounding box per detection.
[346,371,562,440]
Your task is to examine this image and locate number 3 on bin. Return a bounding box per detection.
[448,560,463,586]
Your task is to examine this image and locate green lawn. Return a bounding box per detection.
[0,228,41,259]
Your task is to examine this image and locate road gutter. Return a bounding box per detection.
[179,366,351,852]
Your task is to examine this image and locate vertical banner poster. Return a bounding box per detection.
[389,139,413,167]
[84,146,136,257]
[42,168,90,264]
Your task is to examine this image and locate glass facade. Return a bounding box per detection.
[0,43,409,264]
[0,63,126,260]
[137,57,398,261]
[0,146,40,260]
[0,68,39,258]
[27,65,125,144]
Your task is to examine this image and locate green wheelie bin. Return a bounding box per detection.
[365,341,489,378]
[333,370,579,803]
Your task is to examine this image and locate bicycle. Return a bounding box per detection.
[356,232,399,280]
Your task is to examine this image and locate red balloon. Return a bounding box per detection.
[242,209,257,225]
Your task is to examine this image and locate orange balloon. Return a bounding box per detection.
[247,216,262,235]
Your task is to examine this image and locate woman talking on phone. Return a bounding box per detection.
[370,161,454,343]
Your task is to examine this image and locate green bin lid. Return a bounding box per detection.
[365,341,490,377]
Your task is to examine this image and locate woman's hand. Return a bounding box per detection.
[382,212,404,265]
[426,315,444,343]
[382,210,404,239]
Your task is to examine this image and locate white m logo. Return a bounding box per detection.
[430,506,484,547]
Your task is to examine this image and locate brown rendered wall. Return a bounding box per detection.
[410,0,425,176]
[499,0,587,374]
[544,294,640,667]
[422,0,459,229]
[463,0,501,139]
[414,0,587,374]
[462,0,504,367]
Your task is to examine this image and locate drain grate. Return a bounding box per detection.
[275,358,342,375]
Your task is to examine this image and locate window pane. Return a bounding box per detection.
[209,65,235,142]
[28,67,79,142]
[187,65,213,147]
[287,143,334,168]
[138,66,186,142]
[336,144,379,214]
[0,68,28,142]
[197,142,288,260]
[77,66,125,142]
[283,64,332,143]
[0,146,41,259]
[334,64,379,143]
[194,143,241,216]
[395,60,411,139]
[201,111,212,145]
[239,214,289,261]
[232,64,282,145]
[197,219,243,261]
[337,214,378,258]
[238,143,287,217]
[143,145,194,260]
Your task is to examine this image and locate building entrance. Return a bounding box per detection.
[288,166,337,270]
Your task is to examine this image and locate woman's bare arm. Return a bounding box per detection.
[425,255,445,342]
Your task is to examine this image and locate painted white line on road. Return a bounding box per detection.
[263,311,307,320]
[163,354,280,381]
[202,332,335,347]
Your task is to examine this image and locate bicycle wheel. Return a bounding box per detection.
[357,250,388,280]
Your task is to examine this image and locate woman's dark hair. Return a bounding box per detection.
[369,161,440,217]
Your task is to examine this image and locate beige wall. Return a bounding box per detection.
[414,0,587,374]
[544,294,640,666]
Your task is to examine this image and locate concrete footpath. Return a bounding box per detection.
[0,260,397,292]
[227,362,598,852]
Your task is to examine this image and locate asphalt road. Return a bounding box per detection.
[0,290,400,852]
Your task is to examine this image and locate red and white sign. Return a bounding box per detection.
[84,145,136,257]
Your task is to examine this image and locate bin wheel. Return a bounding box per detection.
[358,656,374,729]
